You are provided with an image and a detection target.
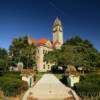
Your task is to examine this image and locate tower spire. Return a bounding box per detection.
[52,17,63,49]
[53,16,62,27]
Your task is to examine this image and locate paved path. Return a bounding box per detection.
[22,74,79,100]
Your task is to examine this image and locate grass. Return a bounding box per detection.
[54,73,62,80]
[35,72,45,81]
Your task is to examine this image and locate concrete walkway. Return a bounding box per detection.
[22,74,79,100]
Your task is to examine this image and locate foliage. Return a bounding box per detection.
[54,73,62,80]
[1,78,23,96]
[0,48,8,72]
[44,36,100,70]
[3,71,21,79]
[20,81,28,92]
[35,72,45,81]
[9,36,36,68]
[65,36,93,48]
[64,36,99,67]
[0,59,6,70]
[74,74,100,97]
[0,71,28,96]
[60,74,68,85]
[0,48,8,59]
[44,49,60,65]
[59,45,84,66]
[51,65,63,73]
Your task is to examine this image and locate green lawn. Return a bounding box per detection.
[35,72,45,81]
[54,73,62,80]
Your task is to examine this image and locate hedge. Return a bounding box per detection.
[0,71,28,96]
[0,77,23,96]
[74,74,100,97]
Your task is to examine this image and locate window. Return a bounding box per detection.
[43,64,45,69]
[43,50,45,54]
[37,49,39,53]
[48,65,50,69]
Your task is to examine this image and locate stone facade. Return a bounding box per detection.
[28,17,63,72]
[36,45,53,72]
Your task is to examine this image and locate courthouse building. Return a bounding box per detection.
[28,17,63,72]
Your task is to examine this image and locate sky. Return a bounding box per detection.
[0,0,100,51]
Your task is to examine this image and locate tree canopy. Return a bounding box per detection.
[9,36,36,68]
[44,36,100,69]
[0,48,8,72]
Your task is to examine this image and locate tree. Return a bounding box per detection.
[0,48,8,72]
[59,45,84,67]
[61,36,99,69]
[9,36,36,68]
[0,59,6,71]
[0,48,8,59]
[65,36,83,46]
[20,45,36,68]
[44,49,60,65]
[44,36,99,70]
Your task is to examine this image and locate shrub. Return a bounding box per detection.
[3,71,21,79]
[0,77,23,96]
[51,65,63,73]
[19,81,28,93]
[0,71,25,96]
[74,74,100,97]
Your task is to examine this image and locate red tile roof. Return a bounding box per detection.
[38,38,48,44]
[31,38,48,44]
[21,69,34,75]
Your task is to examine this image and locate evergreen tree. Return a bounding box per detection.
[9,36,36,68]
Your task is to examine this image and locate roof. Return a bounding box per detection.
[38,38,48,44]
[31,38,48,44]
[21,69,34,75]
[65,65,80,76]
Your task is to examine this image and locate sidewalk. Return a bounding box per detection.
[22,74,79,100]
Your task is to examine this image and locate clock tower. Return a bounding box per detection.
[53,17,63,49]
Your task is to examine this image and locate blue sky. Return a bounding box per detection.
[0,0,100,51]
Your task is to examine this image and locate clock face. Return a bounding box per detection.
[53,27,63,32]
